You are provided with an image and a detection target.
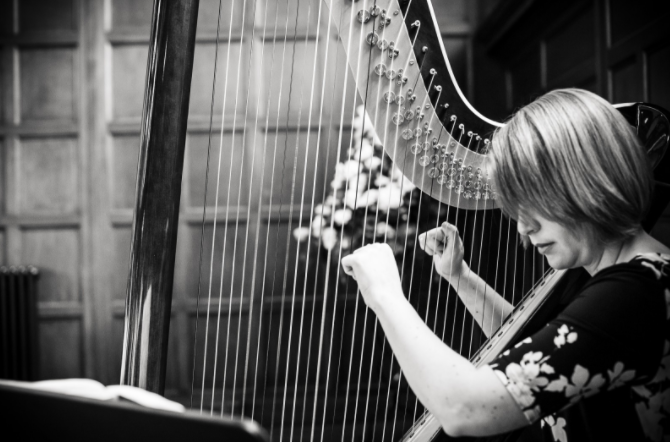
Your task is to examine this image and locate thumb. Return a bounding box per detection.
[341,255,357,279]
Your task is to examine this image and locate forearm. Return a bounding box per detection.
[441,263,513,337]
[371,291,526,436]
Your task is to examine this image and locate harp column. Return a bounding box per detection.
[120,0,199,394]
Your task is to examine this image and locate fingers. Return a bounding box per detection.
[420,224,453,256]
[341,254,356,279]
[342,243,393,279]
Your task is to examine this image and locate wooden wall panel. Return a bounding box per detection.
[16,137,78,214]
[611,57,641,103]
[263,40,322,125]
[111,227,132,300]
[199,0,243,36]
[322,31,359,129]
[22,228,80,302]
[0,3,12,34]
[262,130,322,207]
[110,44,148,121]
[509,48,541,109]
[0,229,4,264]
[0,138,4,212]
[110,134,139,209]
[261,0,320,36]
[39,318,83,379]
[648,43,670,110]
[545,5,594,82]
[179,222,258,302]
[0,0,489,398]
[110,0,153,32]
[608,0,667,46]
[19,48,78,123]
[18,0,77,33]
[189,42,245,121]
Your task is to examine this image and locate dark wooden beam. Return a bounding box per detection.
[121,0,199,394]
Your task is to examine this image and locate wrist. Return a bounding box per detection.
[369,286,407,316]
[441,260,470,284]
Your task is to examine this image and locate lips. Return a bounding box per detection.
[535,242,553,253]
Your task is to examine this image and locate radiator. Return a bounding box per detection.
[0,266,39,380]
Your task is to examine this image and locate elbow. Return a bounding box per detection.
[434,404,471,437]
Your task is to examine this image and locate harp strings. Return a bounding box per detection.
[191,0,541,440]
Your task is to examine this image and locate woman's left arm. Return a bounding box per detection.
[341,244,528,437]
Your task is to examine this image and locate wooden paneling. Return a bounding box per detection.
[38,318,83,379]
[111,227,132,300]
[16,137,79,214]
[0,229,4,265]
[189,42,245,121]
[22,228,80,302]
[648,43,670,110]
[509,48,541,109]
[545,5,594,83]
[262,129,323,207]
[19,0,77,33]
[0,0,483,402]
[263,40,322,126]
[608,0,668,47]
[110,44,148,121]
[109,0,153,33]
[611,57,642,103]
[110,134,139,209]
[261,0,319,37]
[19,48,78,123]
[197,0,242,37]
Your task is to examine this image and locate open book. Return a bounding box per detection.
[0,378,185,413]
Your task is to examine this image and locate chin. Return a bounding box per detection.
[546,255,578,270]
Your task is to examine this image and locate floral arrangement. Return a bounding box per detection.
[293,105,434,261]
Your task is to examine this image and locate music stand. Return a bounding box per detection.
[0,383,269,442]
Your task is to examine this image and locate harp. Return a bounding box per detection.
[120,0,670,441]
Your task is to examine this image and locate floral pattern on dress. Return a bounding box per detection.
[491,253,670,441]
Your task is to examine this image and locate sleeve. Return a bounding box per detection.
[488,265,666,424]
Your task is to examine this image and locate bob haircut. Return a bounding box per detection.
[490,88,653,244]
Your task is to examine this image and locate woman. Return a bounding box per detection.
[341,89,670,441]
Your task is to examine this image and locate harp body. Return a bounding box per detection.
[121,0,670,441]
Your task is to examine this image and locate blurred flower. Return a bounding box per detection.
[311,215,326,237]
[314,204,331,216]
[293,227,310,242]
[355,139,374,161]
[376,221,396,239]
[321,227,338,250]
[377,185,403,211]
[336,160,362,181]
[293,105,430,265]
[374,175,391,187]
[348,173,368,195]
[333,208,353,225]
[364,156,382,171]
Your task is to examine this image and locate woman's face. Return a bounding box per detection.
[517,211,601,270]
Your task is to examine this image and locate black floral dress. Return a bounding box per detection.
[490,253,670,441]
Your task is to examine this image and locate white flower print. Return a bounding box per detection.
[554,324,578,348]
[514,337,532,348]
[565,365,605,403]
[494,350,552,414]
[542,415,568,442]
[607,361,636,391]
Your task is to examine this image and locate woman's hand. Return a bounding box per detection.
[418,222,467,281]
[341,243,404,311]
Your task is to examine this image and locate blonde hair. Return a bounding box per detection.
[491,88,653,244]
